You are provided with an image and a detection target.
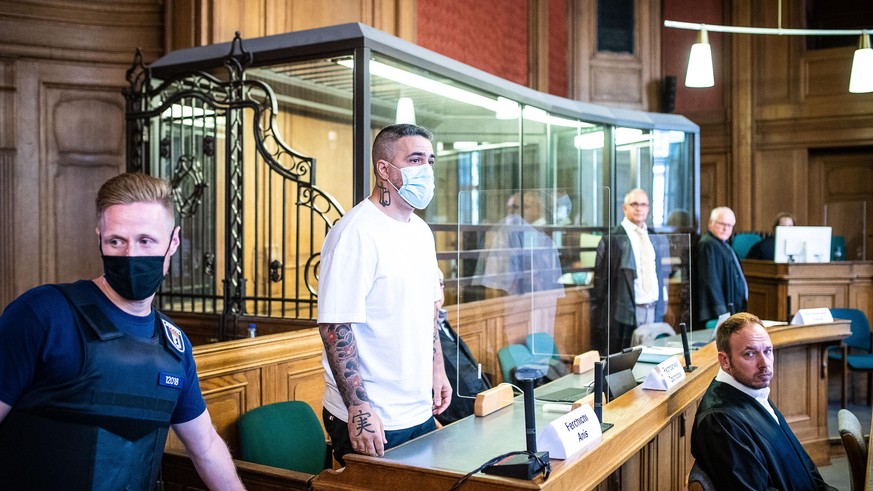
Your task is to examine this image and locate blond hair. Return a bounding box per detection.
[96,173,175,222]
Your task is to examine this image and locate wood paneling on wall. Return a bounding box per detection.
[0,0,163,63]
[753,148,807,229]
[571,0,662,110]
[668,0,873,230]
[6,61,130,299]
[0,1,162,307]
[0,59,14,308]
[165,0,415,51]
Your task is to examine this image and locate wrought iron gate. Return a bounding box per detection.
[124,35,344,339]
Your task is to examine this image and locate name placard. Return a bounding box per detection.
[536,403,602,459]
[790,308,833,325]
[641,356,686,391]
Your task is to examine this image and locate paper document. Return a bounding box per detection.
[638,345,684,364]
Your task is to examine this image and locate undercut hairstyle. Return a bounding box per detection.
[372,124,433,167]
[715,312,763,354]
[96,173,175,222]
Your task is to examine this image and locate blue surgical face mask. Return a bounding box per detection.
[387,162,435,209]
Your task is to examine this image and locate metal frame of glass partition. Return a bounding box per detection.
[130,23,700,335]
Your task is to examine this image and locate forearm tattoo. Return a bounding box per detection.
[433,311,439,359]
[320,323,369,407]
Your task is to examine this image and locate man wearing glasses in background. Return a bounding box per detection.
[591,188,670,354]
[694,206,748,328]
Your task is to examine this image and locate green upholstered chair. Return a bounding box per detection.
[237,401,329,475]
[525,332,559,362]
[838,409,868,491]
[731,232,762,259]
[497,344,534,384]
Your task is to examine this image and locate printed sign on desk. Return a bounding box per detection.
[536,403,602,459]
[790,308,833,325]
[641,356,686,391]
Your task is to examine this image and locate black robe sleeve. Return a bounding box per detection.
[692,382,837,491]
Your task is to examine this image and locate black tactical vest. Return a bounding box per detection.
[0,282,188,490]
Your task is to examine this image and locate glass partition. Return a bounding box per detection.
[451,185,692,418]
[131,24,699,332]
[452,187,608,399]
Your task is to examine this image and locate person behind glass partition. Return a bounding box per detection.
[590,188,671,354]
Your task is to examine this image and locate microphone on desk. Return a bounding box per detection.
[482,367,549,480]
[593,361,613,432]
[593,361,603,422]
[522,376,538,453]
[680,323,697,372]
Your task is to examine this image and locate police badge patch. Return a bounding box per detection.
[162,319,186,354]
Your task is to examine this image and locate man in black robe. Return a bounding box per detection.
[690,312,836,490]
[694,207,747,327]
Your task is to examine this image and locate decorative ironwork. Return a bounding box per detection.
[203,252,215,276]
[170,154,207,218]
[124,31,345,336]
[269,260,283,282]
[203,135,215,157]
[160,137,171,159]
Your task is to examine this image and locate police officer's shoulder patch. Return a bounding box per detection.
[162,318,186,354]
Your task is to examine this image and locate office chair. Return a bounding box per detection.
[687,461,715,491]
[237,401,329,475]
[838,409,868,491]
[832,235,847,261]
[828,308,873,408]
[731,232,762,260]
[525,332,559,362]
[497,344,534,384]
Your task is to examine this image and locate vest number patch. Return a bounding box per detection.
[159,371,184,389]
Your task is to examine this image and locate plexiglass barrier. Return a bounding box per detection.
[448,187,692,423]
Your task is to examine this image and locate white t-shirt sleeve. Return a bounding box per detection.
[317,228,374,325]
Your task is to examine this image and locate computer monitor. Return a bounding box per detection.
[773,226,832,263]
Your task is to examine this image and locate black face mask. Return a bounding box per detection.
[100,233,173,301]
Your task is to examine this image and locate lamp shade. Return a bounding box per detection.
[395,97,416,124]
[849,34,873,94]
[685,30,714,88]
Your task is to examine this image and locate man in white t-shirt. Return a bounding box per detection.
[317,124,451,465]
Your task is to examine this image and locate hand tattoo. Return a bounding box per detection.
[351,409,375,436]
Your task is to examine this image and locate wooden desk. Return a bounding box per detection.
[311,321,849,491]
[743,259,873,324]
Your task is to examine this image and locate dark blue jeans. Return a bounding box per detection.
[323,408,436,466]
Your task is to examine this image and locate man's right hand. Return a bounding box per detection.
[347,402,387,457]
